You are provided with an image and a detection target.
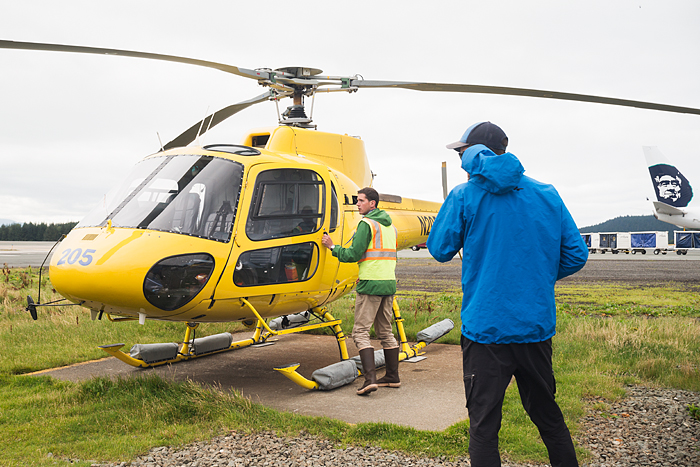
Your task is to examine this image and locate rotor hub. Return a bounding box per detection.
[274,67,323,78]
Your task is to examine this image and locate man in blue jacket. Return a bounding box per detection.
[427,122,588,467]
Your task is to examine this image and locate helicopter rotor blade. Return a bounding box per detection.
[0,39,270,81]
[163,91,274,150]
[5,40,699,117]
[351,80,700,116]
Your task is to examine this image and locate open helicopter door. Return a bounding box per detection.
[206,163,345,322]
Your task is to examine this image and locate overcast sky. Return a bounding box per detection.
[1,0,699,228]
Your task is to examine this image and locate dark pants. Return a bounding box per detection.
[461,335,578,467]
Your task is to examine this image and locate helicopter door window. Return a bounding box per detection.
[233,242,319,287]
[246,169,325,241]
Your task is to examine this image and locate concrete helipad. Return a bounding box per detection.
[34,332,467,432]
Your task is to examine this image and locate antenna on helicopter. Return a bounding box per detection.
[203,108,217,145]
[25,234,80,320]
[195,106,210,146]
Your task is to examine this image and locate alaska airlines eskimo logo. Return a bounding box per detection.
[649,164,693,208]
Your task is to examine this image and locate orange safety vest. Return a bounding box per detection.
[358,218,398,280]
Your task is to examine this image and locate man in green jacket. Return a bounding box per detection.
[321,187,400,395]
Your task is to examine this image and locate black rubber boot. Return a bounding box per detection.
[377,347,401,388]
[357,347,378,395]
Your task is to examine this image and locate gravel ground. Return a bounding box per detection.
[93,433,473,467]
[83,258,700,466]
[579,386,700,466]
[90,385,699,467]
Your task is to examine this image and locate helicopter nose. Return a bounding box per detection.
[49,228,221,317]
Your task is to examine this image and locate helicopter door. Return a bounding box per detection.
[209,165,338,320]
[331,205,365,296]
[314,179,343,303]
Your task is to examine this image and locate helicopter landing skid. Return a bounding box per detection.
[275,298,450,391]
[98,304,349,369]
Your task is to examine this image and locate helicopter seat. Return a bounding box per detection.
[171,193,201,234]
[242,247,282,285]
[263,211,297,238]
[204,201,235,241]
[248,247,280,268]
[205,213,234,241]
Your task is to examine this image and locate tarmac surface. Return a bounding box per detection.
[0,241,58,268]
[4,240,700,269]
[33,333,466,432]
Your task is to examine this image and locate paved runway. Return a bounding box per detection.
[0,241,59,268]
[3,240,699,269]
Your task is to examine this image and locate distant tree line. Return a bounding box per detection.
[0,215,681,242]
[579,215,675,239]
[0,222,77,241]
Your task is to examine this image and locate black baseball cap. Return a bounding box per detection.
[446,122,509,152]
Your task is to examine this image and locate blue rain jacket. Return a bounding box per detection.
[427,145,588,344]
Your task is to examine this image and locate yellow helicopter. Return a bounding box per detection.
[4,39,700,390]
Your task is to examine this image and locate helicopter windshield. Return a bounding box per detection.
[77,155,244,242]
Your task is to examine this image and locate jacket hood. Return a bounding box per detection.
[364,208,393,226]
[461,144,525,194]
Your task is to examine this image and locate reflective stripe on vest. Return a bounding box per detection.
[358,217,397,281]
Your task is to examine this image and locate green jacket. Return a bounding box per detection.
[332,208,396,296]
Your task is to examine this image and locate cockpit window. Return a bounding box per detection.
[246,169,325,241]
[77,155,244,242]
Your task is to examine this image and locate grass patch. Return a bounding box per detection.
[556,282,700,317]
[0,267,246,376]
[557,313,700,391]
[688,404,700,421]
[0,374,349,467]
[1,373,567,466]
[0,268,698,465]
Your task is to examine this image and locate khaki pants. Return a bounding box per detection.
[352,293,398,350]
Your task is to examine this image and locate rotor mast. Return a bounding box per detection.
[258,66,359,129]
[279,87,315,129]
